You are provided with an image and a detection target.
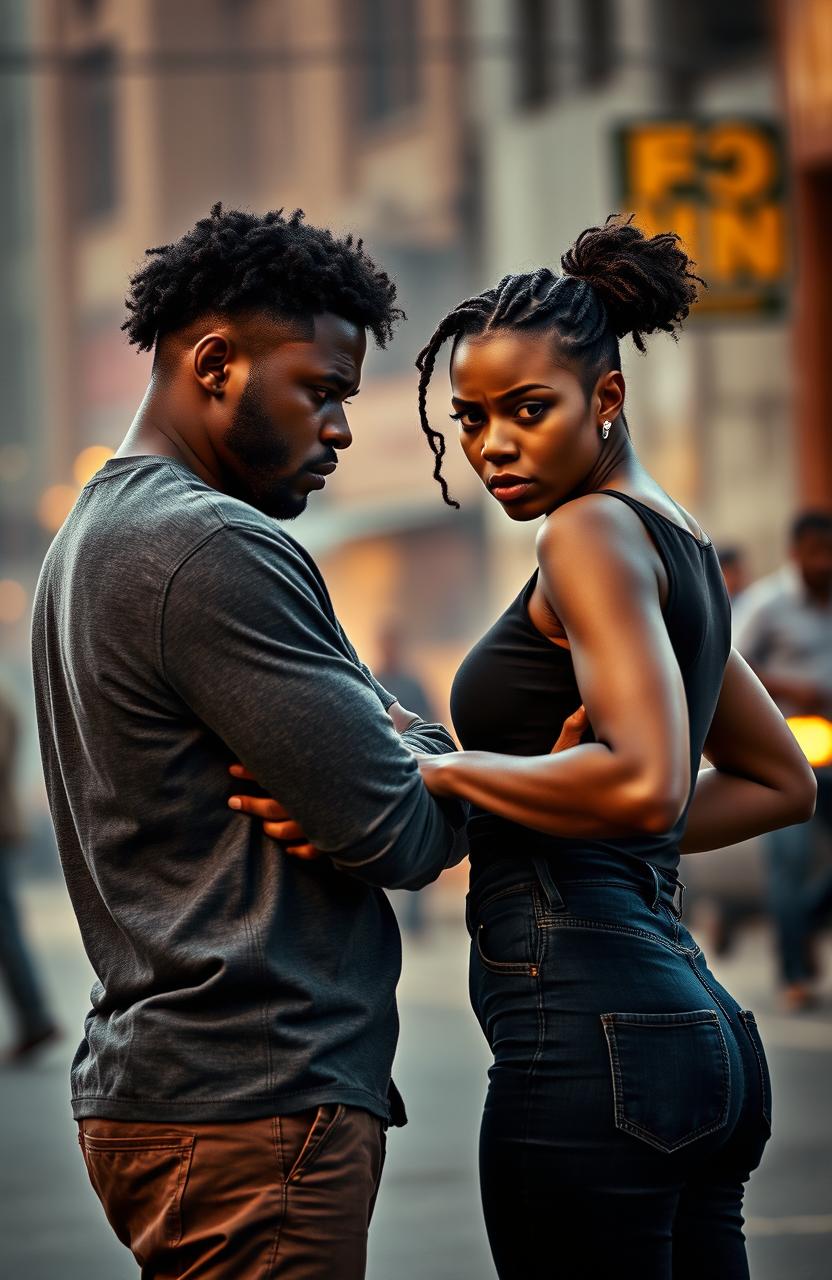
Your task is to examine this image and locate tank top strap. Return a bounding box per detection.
[597,489,710,551]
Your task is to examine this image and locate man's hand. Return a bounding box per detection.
[227,765,322,860]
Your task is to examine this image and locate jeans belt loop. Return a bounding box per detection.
[646,862,662,913]
[532,856,566,913]
[672,879,686,919]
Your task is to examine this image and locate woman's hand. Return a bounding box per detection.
[227,764,322,860]
[551,704,589,753]
[417,752,461,797]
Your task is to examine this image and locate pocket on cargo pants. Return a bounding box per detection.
[78,1122,195,1265]
[600,1010,731,1153]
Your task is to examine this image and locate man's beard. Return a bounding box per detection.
[223,376,307,520]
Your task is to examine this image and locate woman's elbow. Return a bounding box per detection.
[619,776,689,837]
[786,762,817,825]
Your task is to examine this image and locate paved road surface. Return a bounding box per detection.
[2,876,831,1279]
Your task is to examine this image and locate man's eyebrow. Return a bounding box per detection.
[325,372,360,394]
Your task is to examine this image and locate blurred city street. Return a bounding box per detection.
[2,869,832,1280]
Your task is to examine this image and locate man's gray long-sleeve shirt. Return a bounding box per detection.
[31,456,464,1125]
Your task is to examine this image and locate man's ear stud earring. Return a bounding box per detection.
[601,419,612,440]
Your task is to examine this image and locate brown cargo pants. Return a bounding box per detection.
[78,1104,386,1278]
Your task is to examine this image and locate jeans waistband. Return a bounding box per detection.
[469,851,685,920]
[530,855,685,919]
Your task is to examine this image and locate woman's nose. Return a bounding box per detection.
[481,425,519,462]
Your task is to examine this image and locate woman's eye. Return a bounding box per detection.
[449,410,483,430]
[516,401,545,420]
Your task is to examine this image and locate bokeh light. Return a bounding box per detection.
[0,579,27,625]
[37,484,79,533]
[73,445,115,487]
[786,715,832,768]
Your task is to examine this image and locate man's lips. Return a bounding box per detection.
[304,460,338,489]
[487,473,535,503]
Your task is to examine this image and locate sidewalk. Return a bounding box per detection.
[2,877,831,1279]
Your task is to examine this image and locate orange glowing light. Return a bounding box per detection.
[37,484,78,532]
[786,716,832,769]
[73,445,114,486]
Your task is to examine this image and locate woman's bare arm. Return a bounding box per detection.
[419,495,691,836]
[679,650,816,853]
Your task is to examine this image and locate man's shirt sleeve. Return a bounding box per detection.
[160,524,461,889]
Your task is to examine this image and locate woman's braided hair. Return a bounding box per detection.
[123,203,403,352]
[416,214,703,508]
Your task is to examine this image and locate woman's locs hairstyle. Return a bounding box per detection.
[416,213,705,508]
[122,202,404,354]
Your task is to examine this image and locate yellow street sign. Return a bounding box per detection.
[615,120,788,316]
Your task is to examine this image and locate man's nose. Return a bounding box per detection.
[321,410,353,451]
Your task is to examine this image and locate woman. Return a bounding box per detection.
[231,217,815,1277]
[410,216,815,1278]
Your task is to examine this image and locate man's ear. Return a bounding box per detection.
[193,333,233,396]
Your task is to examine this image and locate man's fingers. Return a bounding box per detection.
[228,763,257,781]
[228,794,289,820]
[262,820,308,843]
[280,843,322,861]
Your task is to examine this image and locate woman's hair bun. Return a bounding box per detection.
[560,213,704,353]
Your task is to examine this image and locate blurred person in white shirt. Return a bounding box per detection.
[733,511,832,1011]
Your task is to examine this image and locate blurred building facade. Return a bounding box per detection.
[3,0,832,797]
[777,0,832,508]
[21,0,489,729]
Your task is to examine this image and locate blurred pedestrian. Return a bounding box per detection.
[0,685,59,1063]
[734,510,832,1011]
[717,544,747,605]
[375,621,437,724]
[376,622,439,935]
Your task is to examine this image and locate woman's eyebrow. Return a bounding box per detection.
[451,383,553,408]
[494,382,554,403]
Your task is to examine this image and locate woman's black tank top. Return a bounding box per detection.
[450,490,732,882]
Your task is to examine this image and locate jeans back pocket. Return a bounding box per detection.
[601,1010,730,1153]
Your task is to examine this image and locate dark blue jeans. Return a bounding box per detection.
[467,855,771,1279]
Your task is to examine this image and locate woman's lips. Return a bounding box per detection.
[488,475,535,504]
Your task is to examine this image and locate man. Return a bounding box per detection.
[32,205,465,1278]
[734,510,832,1011]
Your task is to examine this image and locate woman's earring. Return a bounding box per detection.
[601,419,612,440]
